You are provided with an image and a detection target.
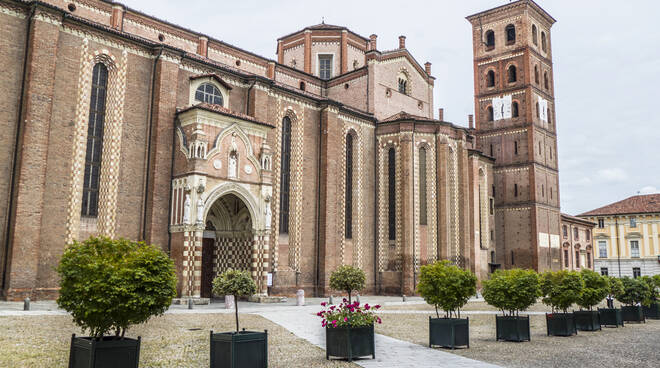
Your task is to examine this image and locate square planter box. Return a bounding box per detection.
[621,305,645,323]
[429,317,469,349]
[326,325,375,362]
[546,313,577,336]
[68,334,140,368]
[495,315,530,342]
[573,310,601,331]
[642,302,660,319]
[210,330,268,368]
[598,308,624,327]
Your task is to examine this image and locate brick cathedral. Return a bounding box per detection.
[0,0,561,300]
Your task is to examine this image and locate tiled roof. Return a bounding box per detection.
[176,103,275,128]
[579,194,660,217]
[561,213,596,226]
[381,111,431,123]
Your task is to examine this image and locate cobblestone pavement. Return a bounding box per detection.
[257,305,500,368]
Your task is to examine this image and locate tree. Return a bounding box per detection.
[607,276,624,300]
[615,277,650,306]
[577,269,609,311]
[329,265,366,304]
[640,276,659,307]
[212,269,257,332]
[416,260,477,318]
[57,237,177,339]
[482,269,540,316]
[540,270,584,313]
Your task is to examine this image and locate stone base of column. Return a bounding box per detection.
[172,297,210,305]
[248,294,287,303]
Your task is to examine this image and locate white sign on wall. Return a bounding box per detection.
[539,96,548,122]
[550,234,560,248]
[538,232,550,248]
[492,95,513,121]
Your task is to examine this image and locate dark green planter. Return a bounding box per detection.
[68,334,140,368]
[573,310,601,331]
[621,305,645,323]
[642,302,660,319]
[495,315,530,342]
[546,313,577,336]
[598,308,624,327]
[325,325,375,362]
[429,317,469,349]
[210,330,268,368]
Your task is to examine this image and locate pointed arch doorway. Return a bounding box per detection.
[201,193,254,298]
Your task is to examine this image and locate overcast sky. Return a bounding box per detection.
[120,0,660,215]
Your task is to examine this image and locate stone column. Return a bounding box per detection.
[399,130,415,295]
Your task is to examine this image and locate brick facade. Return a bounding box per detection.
[0,0,554,300]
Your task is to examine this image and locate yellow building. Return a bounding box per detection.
[579,194,660,277]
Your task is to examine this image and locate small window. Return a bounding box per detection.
[536,102,540,119]
[633,267,641,278]
[486,70,495,87]
[587,253,591,268]
[485,30,495,49]
[534,66,539,84]
[489,198,494,215]
[514,183,518,197]
[600,267,608,276]
[541,32,547,52]
[318,54,333,80]
[564,249,569,268]
[195,83,223,105]
[574,227,579,240]
[630,217,637,228]
[542,184,545,197]
[532,25,538,45]
[544,72,549,90]
[505,24,516,44]
[487,106,494,122]
[563,225,567,237]
[512,101,519,118]
[490,144,493,157]
[630,240,640,258]
[547,108,552,125]
[586,231,591,241]
[299,81,306,91]
[491,251,496,263]
[507,65,517,83]
[514,141,518,155]
[492,184,495,197]
[575,251,580,268]
[511,250,515,265]
[598,218,605,228]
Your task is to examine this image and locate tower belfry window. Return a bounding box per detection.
[485,30,495,49]
[486,70,495,87]
[318,54,333,80]
[508,65,517,83]
[505,24,516,44]
[398,78,407,94]
[532,25,538,45]
[82,63,108,217]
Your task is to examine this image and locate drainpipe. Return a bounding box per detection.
[411,125,416,291]
[142,47,163,242]
[315,107,323,296]
[374,124,379,294]
[3,6,36,290]
[615,217,621,277]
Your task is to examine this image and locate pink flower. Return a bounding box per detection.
[343,298,348,303]
[332,320,337,327]
[374,305,381,309]
[344,317,348,322]
[377,317,382,324]
[364,304,370,310]
[330,305,336,311]
[321,302,327,307]
[317,311,323,316]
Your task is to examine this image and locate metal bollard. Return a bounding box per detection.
[24,298,30,311]
[225,295,235,310]
[402,295,407,302]
[188,298,193,310]
[329,295,334,305]
[356,294,361,304]
[296,289,305,306]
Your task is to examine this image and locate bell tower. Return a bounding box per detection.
[467,0,561,271]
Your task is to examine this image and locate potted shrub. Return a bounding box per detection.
[417,260,476,349]
[641,275,660,319]
[598,276,625,327]
[574,269,608,331]
[322,266,379,361]
[482,269,539,342]
[210,269,267,368]
[57,237,177,368]
[617,277,649,323]
[540,270,583,336]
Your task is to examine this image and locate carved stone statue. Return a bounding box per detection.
[183,194,191,224]
[196,197,204,224]
[228,152,237,178]
[264,202,272,229]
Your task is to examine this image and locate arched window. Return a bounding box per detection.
[345,134,353,239]
[544,72,549,90]
[512,101,519,118]
[507,65,517,83]
[82,63,108,217]
[486,70,495,87]
[279,116,292,234]
[514,141,518,155]
[419,147,427,225]
[534,65,539,84]
[388,148,396,240]
[194,82,223,105]
[487,106,494,122]
[299,81,305,91]
[505,24,516,44]
[532,24,538,45]
[536,102,540,119]
[541,31,547,52]
[547,108,552,125]
[485,30,495,49]
[398,77,407,94]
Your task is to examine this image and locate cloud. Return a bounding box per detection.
[639,186,659,195]
[597,168,628,183]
